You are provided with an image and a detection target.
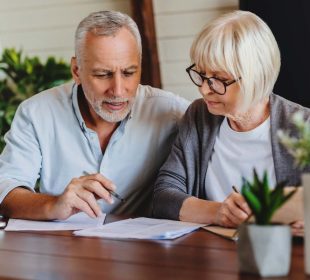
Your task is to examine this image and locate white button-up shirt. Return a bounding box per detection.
[0,82,189,214]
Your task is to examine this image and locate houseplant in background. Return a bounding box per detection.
[237,169,296,277]
[0,48,71,151]
[278,111,310,274]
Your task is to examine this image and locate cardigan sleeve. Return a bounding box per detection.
[152,104,197,220]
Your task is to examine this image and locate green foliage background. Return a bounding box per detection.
[278,112,310,168]
[0,48,71,151]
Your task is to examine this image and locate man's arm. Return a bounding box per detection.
[0,173,117,220]
[0,188,58,220]
[0,100,43,213]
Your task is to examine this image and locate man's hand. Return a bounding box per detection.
[0,173,118,221]
[48,173,116,220]
[215,192,251,228]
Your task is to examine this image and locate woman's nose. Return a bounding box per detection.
[199,80,213,96]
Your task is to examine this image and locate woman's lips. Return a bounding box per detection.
[206,100,221,107]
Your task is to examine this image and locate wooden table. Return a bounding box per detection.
[0,215,306,280]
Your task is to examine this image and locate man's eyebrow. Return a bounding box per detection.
[123,65,139,71]
[91,66,139,74]
[91,68,111,74]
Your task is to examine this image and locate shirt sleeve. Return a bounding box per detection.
[0,101,41,204]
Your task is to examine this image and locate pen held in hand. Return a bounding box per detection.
[231,185,253,222]
[109,190,126,203]
[232,185,239,193]
[83,171,126,203]
[231,185,252,239]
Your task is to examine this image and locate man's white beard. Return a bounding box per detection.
[91,97,135,123]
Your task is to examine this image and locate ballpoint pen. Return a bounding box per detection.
[84,172,126,203]
[231,185,252,239]
[232,186,251,221]
[232,185,239,194]
[109,190,126,203]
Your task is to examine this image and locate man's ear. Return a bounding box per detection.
[71,57,81,85]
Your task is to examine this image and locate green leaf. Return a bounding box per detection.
[241,178,262,216]
[262,171,270,207]
[240,169,294,225]
[0,47,71,152]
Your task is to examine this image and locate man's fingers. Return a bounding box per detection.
[76,190,103,217]
[78,173,117,204]
[82,173,116,192]
[55,174,116,220]
[72,196,97,218]
[82,180,114,204]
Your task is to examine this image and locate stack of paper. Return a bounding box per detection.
[5,212,106,231]
[202,225,238,241]
[74,217,204,240]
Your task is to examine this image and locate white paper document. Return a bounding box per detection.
[5,212,106,231]
[74,217,204,240]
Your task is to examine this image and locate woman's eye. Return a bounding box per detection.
[214,76,228,81]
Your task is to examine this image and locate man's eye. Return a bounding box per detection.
[94,73,112,78]
[123,72,135,77]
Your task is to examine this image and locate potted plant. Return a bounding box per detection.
[278,111,310,274]
[0,48,71,151]
[237,169,296,277]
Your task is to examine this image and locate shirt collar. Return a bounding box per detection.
[71,83,87,132]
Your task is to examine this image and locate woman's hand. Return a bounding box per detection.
[215,192,252,227]
[290,220,304,237]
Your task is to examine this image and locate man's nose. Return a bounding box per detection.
[111,73,124,97]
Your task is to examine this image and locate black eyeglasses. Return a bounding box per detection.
[186,64,241,95]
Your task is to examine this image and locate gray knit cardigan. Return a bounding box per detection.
[153,94,310,220]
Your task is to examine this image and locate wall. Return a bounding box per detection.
[240,0,310,107]
[153,0,238,100]
[0,0,238,101]
[0,0,130,61]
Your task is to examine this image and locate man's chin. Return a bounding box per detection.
[98,109,130,123]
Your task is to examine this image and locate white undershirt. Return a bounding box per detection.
[205,117,276,202]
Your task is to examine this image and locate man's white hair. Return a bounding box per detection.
[75,10,142,65]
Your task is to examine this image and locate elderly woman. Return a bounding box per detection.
[153,10,310,229]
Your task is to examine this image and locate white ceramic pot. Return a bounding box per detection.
[237,224,292,277]
[303,173,310,274]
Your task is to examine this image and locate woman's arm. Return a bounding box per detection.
[179,194,251,227]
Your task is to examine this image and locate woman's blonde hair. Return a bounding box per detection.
[190,10,281,110]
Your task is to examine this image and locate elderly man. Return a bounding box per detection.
[0,11,189,220]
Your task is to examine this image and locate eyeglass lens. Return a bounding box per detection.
[189,69,226,94]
